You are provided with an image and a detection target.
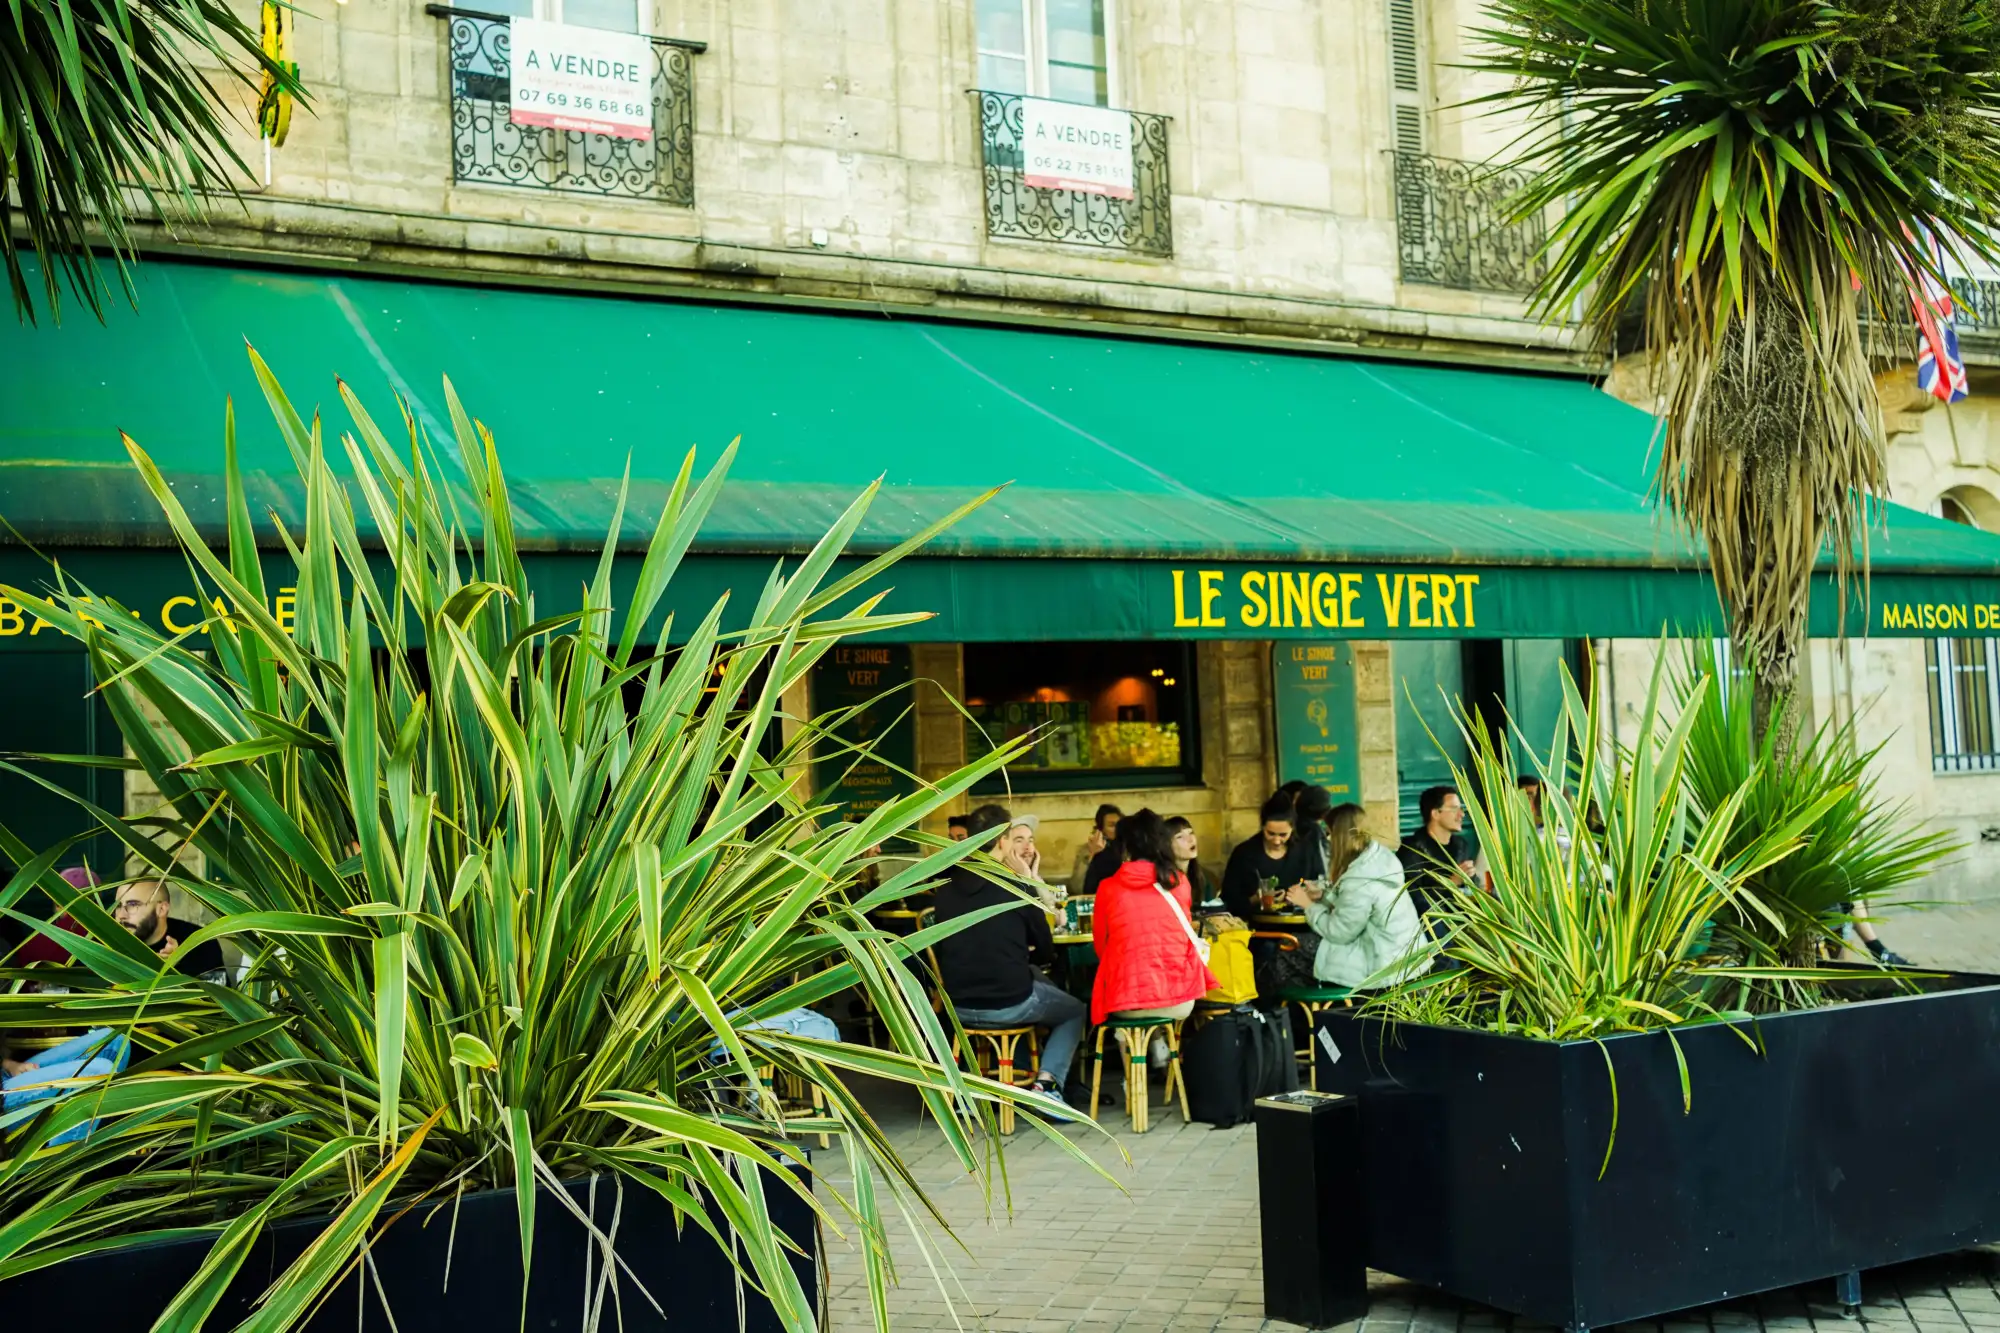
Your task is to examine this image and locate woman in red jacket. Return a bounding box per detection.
[1091,809,1217,1027]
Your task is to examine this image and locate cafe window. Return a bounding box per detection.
[1927,495,2000,772]
[963,641,1198,792]
[975,0,1117,106]
[480,0,644,35]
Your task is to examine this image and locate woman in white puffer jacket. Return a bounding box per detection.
[1283,803,1430,990]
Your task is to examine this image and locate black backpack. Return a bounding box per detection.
[1183,1005,1299,1127]
[1252,1004,1302,1099]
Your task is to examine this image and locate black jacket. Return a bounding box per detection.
[930,867,1053,1010]
[1220,835,1316,919]
[1080,844,1122,895]
[158,917,228,978]
[1397,830,1470,924]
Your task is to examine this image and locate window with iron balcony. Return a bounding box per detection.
[425,3,701,205]
[1380,0,1544,295]
[971,0,1171,256]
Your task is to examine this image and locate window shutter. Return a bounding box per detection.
[1387,0,1427,153]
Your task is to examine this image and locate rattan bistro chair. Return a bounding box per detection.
[958,1026,1042,1135]
[1255,931,1355,1090]
[1087,1016,1189,1133]
[750,1063,831,1149]
[921,921,1049,1135]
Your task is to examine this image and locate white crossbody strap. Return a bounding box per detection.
[1154,883,1211,964]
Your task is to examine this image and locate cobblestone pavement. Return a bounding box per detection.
[1874,900,2000,976]
[820,897,2000,1333]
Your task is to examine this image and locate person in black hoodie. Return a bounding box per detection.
[931,804,1085,1113]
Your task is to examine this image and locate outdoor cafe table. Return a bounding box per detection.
[1050,931,1095,999]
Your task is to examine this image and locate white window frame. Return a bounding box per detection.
[1925,495,2000,771]
[976,0,1121,108]
[1928,637,2000,771]
[498,0,650,36]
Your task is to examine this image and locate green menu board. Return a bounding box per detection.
[1272,642,1361,800]
[810,644,917,825]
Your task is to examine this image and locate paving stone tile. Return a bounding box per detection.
[823,1034,2000,1333]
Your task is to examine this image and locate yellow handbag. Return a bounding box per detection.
[1202,927,1258,1004]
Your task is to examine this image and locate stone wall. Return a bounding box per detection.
[1352,640,1399,843]
[909,641,966,833]
[121,692,210,922]
[146,0,1581,369]
[1833,379,2000,902]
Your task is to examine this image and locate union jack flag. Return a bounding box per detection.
[1909,228,1970,404]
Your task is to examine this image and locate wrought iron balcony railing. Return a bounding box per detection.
[1950,277,2000,338]
[426,6,700,204]
[972,90,1172,257]
[1391,151,1545,295]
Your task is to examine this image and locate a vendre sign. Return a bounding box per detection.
[508,16,651,141]
[1020,96,1133,199]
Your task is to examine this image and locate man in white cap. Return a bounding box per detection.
[929,804,1083,1117]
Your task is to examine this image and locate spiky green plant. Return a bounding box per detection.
[1471,0,2000,733]
[1674,645,1958,981]
[1372,654,1843,1046]
[3,0,299,322]
[0,351,1095,1330]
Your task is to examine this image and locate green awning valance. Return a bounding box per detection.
[3,256,1998,641]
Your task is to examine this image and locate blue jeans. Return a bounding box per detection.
[4,1027,129,1145]
[958,978,1086,1085]
[710,1007,841,1063]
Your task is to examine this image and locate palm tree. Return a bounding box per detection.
[1,0,293,322]
[1473,0,2000,737]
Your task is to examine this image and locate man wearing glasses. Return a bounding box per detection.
[111,881,227,979]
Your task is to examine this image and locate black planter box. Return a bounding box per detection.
[1316,971,2000,1330]
[0,1170,817,1332]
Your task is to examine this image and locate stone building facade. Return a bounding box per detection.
[170,0,1567,365]
[107,0,1569,877]
[76,0,2000,908]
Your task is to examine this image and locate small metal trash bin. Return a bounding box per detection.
[1254,1090,1367,1329]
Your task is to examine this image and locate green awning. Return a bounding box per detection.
[3,256,1999,641]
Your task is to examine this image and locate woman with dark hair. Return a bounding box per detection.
[1220,792,1316,918]
[1292,784,1334,880]
[1090,810,1216,1029]
[1164,816,1217,906]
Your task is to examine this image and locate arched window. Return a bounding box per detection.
[1926,492,2000,771]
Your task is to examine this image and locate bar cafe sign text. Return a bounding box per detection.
[0,588,301,640]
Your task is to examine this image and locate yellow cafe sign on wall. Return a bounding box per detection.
[0,589,301,639]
